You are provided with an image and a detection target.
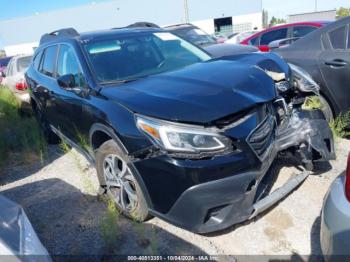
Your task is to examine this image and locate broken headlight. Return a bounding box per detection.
[289,63,320,94]
[136,115,231,153]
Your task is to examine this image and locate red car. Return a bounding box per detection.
[240,21,331,52]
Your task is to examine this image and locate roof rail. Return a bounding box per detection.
[39,28,79,45]
[126,22,160,28]
[163,23,193,28]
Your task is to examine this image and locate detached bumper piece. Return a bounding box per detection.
[250,170,309,219]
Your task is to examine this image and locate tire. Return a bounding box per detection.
[33,105,60,144]
[96,139,149,221]
[319,95,334,123]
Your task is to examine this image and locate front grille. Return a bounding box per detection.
[247,115,275,159]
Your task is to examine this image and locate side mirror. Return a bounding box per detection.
[268,40,282,50]
[57,74,76,89]
[268,37,300,50]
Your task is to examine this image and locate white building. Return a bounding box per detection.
[3,42,38,56]
[288,9,336,23]
[0,0,262,56]
[192,12,262,35]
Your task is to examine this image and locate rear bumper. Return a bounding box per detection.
[321,175,350,259]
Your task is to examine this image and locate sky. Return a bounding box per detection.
[0,0,349,22]
[0,0,349,48]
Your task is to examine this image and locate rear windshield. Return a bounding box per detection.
[171,27,216,46]
[0,57,12,67]
[17,56,32,72]
[84,32,211,84]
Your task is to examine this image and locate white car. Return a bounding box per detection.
[226,31,258,44]
[1,55,32,112]
[0,195,50,258]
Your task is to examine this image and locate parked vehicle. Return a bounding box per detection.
[213,33,227,43]
[1,55,32,111]
[164,23,258,57]
[164,23,219,47]
[321,152,350,259]
[241,21,330,52]
[275,17,350,120]
[0,56,13,84]
[226,30,258,44]
[0,195,49,257]
[26,27,334,233]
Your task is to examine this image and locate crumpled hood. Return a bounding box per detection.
[101,55,279,123]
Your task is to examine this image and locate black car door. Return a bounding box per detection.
[53,44,92,147]
[319,24,350,112]
[37,45,62,128]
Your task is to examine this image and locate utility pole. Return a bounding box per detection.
[184,0,189,23]
[315,0,317,12]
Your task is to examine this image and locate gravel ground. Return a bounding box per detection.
[0,139,349,259]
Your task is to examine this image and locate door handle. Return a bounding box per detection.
[325,59,347,67]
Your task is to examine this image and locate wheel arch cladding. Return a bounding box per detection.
[89,123,154,209]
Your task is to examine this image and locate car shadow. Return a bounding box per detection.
[205,156,332,237]
[0,178,209,256]
[0,145,64,185]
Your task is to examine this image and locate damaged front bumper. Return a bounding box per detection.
[133,108,335,233]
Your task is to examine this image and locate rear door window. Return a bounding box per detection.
[40,45,58,77]
[329,26,346,49]
[260,28,288,45]
[292,26,317,38]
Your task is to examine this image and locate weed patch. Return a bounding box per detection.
[330,111,350,139]
[0,87,46,166]
[99,197,120,251]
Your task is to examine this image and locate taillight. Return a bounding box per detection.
[345,153,350,202]
[15,79,28,91]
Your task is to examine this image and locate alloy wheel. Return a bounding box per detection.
[103,154,138,212]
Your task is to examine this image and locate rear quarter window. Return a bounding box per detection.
[348,26,350,49]
[329,26,346,49]
[33,51,43,71]
[249,36,259,45]
[40,45,58,77]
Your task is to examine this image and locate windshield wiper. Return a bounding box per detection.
[100,77,145,86]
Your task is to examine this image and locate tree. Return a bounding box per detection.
[262,9,269,29]
[336,7,350,19]
[269,16,286,27]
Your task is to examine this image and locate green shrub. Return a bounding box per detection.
[329,111,350,138]
[0,86,46,166]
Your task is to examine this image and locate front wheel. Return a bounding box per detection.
[96,139,150,221]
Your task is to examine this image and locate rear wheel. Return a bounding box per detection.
[96,139,149,221]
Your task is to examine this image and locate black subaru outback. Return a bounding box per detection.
[26,27,334,233]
